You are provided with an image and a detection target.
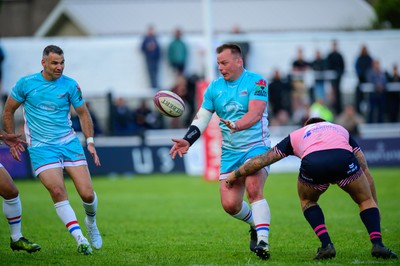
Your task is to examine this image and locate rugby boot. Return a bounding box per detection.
[10,237,41,253]
[85,217,102,249]
[371,244,398,259]
[254,240,270,260]
[249,226,257,252]
[314,243,336,260]
[77,236,93,255]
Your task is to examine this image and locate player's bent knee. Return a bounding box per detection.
[81,191,95,203]
[302,201,318,212]
[49,187,68,201]
[358,198,378,211]
[1,189,19,200]
[222,203,242,215]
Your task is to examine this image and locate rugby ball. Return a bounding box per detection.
[153,90,185,117]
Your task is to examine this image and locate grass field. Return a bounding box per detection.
[0,167,399,266]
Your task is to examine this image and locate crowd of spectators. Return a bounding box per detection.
[74,35,400,138]
[268,40,400,137]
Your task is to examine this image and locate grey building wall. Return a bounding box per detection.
[0,0,59,37]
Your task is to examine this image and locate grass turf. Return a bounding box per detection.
[0,167,399,265]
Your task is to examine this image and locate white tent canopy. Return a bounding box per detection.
[35,0,376,37]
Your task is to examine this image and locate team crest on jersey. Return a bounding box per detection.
[254,79,267,97]
[303,130,311,139]
[76,85,83,101]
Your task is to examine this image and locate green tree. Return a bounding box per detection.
[371,0,400,28]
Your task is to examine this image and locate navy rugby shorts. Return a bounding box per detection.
[298,149,363,191]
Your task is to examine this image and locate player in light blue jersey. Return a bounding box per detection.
[169,43,271,260]
[2,45,102,255]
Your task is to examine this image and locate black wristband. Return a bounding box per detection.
[183,125,201,146]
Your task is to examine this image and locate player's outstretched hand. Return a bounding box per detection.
[87,143,101,166]
[9,145,25,162]
[220,118,238,133]
[0,131,27,162]
[169,139,190,159]
[0,131,27,147]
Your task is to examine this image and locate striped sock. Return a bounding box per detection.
[3,196,23,241]
[55,200,84,243]
[82,191,98,224]
[304,205,332,248]
[360,207,383,246]
[251,199,270,244]
[232,201,254,227]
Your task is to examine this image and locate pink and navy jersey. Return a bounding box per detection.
[275,122,360,159]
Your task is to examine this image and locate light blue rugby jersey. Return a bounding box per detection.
[202,70,271,151]
[11,72,84,147]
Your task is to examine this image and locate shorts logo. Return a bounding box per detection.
[301,173,313,182]
[347,163,358,174]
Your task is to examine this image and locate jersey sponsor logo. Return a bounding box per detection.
[224,101,242,112]
[76,84,83,101]
[303,130,311,139]
[254,79,267,97]
[239,90,248,96]
[37,101,58,112]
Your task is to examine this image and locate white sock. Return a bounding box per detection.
[54,200,84,243]
[82,191,97,224]
[3,195,23,241]
[232,201,255,227]
[251,198,271,244]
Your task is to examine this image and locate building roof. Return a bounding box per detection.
[35,0,376,37]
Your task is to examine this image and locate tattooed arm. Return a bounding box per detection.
[225,147,284,188]
[354,149,378,205]
[349,135,378,205]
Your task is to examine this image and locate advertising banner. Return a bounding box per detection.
[357,138,400,167]
[85,145,186,176]
[1,136,398,179]
[0,146,33,179]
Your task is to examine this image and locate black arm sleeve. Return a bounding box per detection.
[349,135,360,149]
[183,125,201,146]
[275,135,294,156]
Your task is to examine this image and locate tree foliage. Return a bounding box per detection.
[371,0,400,28]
